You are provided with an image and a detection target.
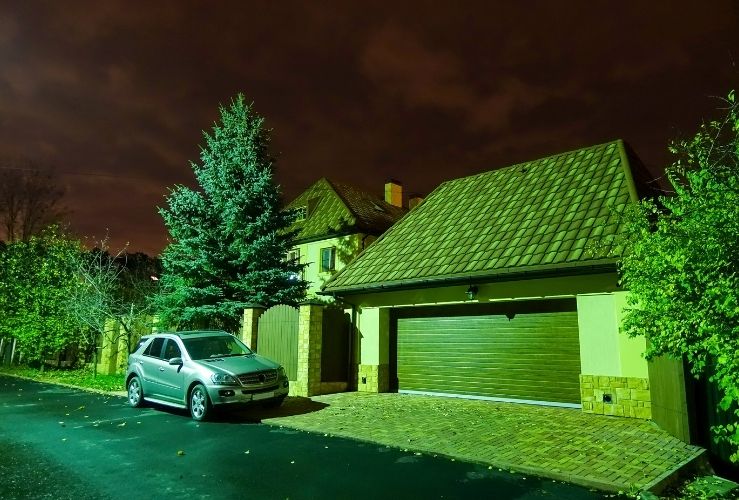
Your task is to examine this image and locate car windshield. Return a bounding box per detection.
[182,335,252,360]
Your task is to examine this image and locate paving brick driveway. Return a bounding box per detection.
[255,392,703,493]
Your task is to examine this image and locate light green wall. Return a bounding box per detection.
[295,234,364,297]
[356,307,389,365]
[615,292,648,378]
[576,294,621,376]
[343,272,620,308]
[576,292,648,378]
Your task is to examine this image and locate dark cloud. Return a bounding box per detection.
[0,0,737,255]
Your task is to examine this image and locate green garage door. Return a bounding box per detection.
[395,300,581,405]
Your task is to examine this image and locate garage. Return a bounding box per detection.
[391,299,581,406]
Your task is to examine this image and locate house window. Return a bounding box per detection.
[286,248,300,264]
[292,206,307,222]
[320,247,336,273]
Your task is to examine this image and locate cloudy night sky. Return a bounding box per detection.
[0,1,737,256]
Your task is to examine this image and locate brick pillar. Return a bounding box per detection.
[241,304,266,351]
[97,319,120,375]
[150,314,161,333]
[294,301,323,397]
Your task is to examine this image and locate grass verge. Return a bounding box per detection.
[0,365,125,393]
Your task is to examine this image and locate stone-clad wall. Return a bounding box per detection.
[292,303,323,397]
[358,364,389,393]
[580,375,652,419]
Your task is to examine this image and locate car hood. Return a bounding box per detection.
[192,354,279,376]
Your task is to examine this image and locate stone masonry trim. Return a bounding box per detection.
[580,374,651,419]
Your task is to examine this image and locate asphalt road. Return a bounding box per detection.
[0,375,612,500]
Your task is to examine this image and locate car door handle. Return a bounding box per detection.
[159,367,165,372]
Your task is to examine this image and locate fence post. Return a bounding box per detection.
[294,300,323,397]
[241,304,266,351]
[10,338,17,365]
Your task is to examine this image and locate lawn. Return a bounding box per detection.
[0,365,125,392]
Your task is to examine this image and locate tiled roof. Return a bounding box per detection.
[286,178,407,243]
[323,140,642,294]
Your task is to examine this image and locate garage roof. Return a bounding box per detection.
[322,140,650,295]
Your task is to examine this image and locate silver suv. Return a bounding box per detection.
[125,330,289,420]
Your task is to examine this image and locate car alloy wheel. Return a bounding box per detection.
[190,384,210,421]
[127,376,143,408]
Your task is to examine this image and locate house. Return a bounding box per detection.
[321,140,690,439]
[285,178,408,297]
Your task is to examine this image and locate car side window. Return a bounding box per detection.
[144,338,165,359]
[132,337,150,354]
[163,339,181,360]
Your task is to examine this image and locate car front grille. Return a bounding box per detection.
[238,370,278,387]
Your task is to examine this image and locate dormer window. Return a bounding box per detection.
[293,206,308,222]
[371,202,386,213]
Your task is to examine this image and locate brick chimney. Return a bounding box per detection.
[384,179,403,208]
[408,194,424,210]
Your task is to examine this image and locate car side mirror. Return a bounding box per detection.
[168,357,183,366]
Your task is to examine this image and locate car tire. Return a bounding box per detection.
[262,396,286,409]
[189,384,211,421]
[127,376,144,408]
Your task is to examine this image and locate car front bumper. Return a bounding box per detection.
[206,377,289,406]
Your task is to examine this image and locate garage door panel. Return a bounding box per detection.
[400,378,580,402]
[400,373,581,393]
[396,305,581,405]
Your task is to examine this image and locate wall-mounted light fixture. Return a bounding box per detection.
[466,285,478,300]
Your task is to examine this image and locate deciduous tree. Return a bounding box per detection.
[0,227,82,367]
[0,158,65,242]
[619,91,739,461]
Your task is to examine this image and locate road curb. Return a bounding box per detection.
[641,448,712,495]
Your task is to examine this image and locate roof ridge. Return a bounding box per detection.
[321,178,358,225]
[435,139,625,189]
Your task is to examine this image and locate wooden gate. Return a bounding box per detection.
[321,305,351,382]
[257,305,299,380]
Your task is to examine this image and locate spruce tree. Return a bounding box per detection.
[157,94,306,332]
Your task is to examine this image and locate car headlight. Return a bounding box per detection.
[278,366,286,378]
[211,373,237,385]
